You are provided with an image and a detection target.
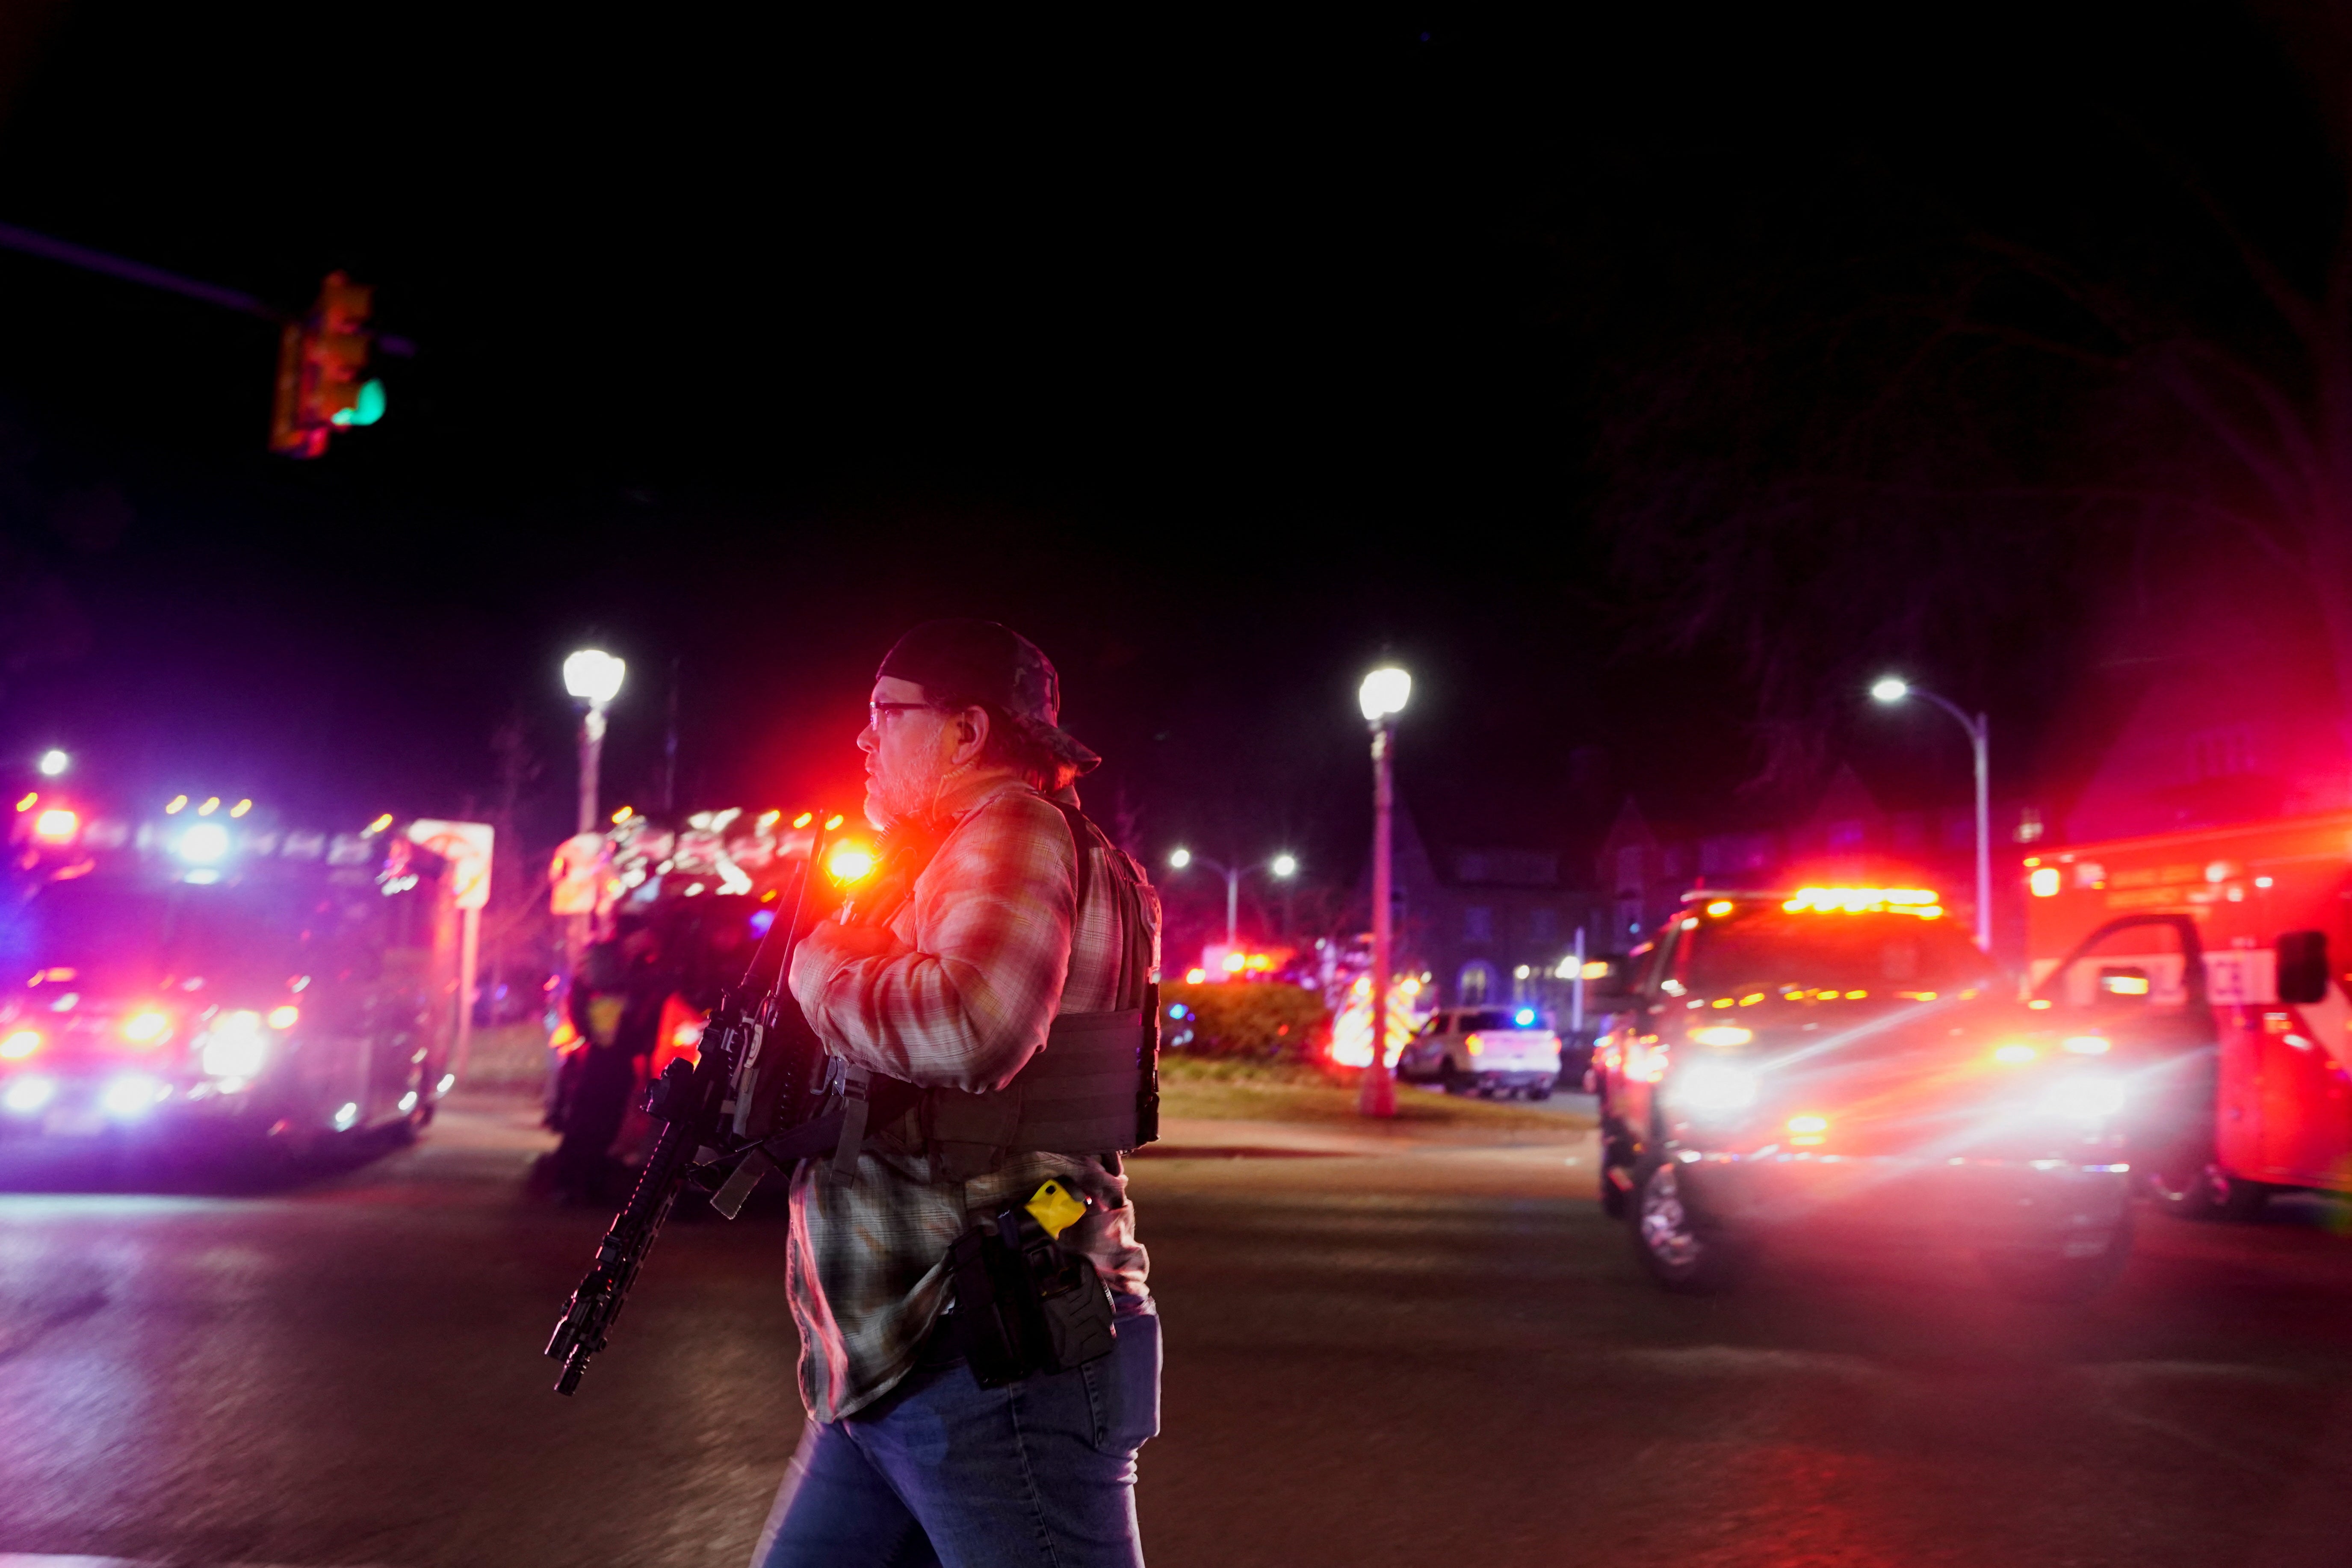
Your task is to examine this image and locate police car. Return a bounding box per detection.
[1593,888,2138,1300]
[1397,1005,1562,1098]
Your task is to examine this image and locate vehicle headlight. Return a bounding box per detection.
[100,1072,169,1118]
[121,1010,173,1045]
[200,1011,269,1079]
[2039,1073,2127,1125]
[3,1074,57,1114]
[1690,1025,1753,1048]
[1667,1060,1761,1116]
[0,1028,41,1060]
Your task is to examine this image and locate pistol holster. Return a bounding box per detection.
[946,1207,1117,1388]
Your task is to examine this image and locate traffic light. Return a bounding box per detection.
[269,271,387,458]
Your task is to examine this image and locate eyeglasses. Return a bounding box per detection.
[868,701,934,729]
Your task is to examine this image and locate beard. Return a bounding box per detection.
[864,753,939,833]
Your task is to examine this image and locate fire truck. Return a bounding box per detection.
[2024,813,2352,1218]
[0,793,477,1167]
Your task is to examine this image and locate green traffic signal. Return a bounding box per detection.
[331,378,387,428]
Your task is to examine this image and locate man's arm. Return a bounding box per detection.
[790,791,1076,1093]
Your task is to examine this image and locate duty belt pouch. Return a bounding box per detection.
[924,1087,1024,1184]
[946,1207,1117,1388]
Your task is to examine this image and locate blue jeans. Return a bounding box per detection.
[752,1306,1160,1568]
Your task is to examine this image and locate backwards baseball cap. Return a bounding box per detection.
[878,619,1102,777]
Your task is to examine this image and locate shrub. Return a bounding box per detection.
[1161,980,1330,1063]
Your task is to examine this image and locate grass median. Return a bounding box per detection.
[456,1022,558,1094]
[1157,1055,1588,1130]
[454,1025,1590,1133]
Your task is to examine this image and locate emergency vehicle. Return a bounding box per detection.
[1396,1006,1562,1097]
[1595,886,2137,1299]
[2024,812,2352,1218]
[544,804,869,1153]
[0,794,469,1165]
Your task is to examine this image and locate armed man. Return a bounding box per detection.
[751,619,1163,1568]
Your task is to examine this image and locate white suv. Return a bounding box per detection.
[1397,1007,1562,1099]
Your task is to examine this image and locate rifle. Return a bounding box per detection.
[544,816,852,1396]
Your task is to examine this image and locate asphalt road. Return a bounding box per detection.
[1,1098,2348,1568]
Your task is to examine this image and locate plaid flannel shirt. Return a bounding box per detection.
[784,771,1159,1421]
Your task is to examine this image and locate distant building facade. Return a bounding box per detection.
[1376,805,1603,1013]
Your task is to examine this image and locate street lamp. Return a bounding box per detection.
[35,749,67,778]
[1871,675,1992,951]
[1359,664,1411,1118]
[563,649,626,837]
[1166,847,1298,951]
[561,649,625,989]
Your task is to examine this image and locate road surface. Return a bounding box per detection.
[0,1096,2346,1567]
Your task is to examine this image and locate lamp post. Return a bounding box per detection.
[564,649,627,836]
[1167,847,1298,952]
[562,650,626,975]
[1270,852,1298,938]
[1870,676,1992,951]
[1359,664,1411,1118]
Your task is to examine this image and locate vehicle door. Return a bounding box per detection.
[2242,927,2352,1189]
[1399,1010,1448,1077]
[2037,914,2226,1169]
[293,886,387,1132]
[2240,1007,2352,1184]
[367,874,444,1126]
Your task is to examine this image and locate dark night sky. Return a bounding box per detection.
[0,6,2331,912]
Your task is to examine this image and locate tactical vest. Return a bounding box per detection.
[823,796,1160,1184]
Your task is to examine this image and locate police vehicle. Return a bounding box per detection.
[0,799,461,1165]
[1594,887,2139,1299]
[1396,1005,1562,1098]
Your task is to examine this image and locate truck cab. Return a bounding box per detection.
[1594,887,2138,1298]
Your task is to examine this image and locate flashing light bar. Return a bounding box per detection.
[1782,887,1943,916]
